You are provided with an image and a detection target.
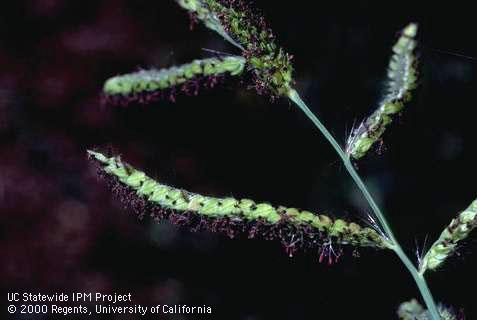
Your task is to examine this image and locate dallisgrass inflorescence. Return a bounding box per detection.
[198,0,294,98]
[102,0,294,106]
[88,150,390,261]
[103,56,245,106]
[419,199,477,274]
[398,299,460,320]
[92,1,475,319]
[346,23,418,160]
[175,0,244,49]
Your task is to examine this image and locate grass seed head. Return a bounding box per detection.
[88,150,391,258]
[178,0,295,99]
[103,56,245,106]
[346,23,419,160]
[419,199,477,274]
[398,299,461,320]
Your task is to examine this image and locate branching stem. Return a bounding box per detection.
[288,89,440,320]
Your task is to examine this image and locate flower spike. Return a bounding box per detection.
[346,23,419,160]
[419,199,477,274]
[103,56,245,106]
[175,0,244,49]
[176,0,295,99]
[88,150,391,258]
[398,299,460,320]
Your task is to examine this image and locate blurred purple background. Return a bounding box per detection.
[1,0,477,319]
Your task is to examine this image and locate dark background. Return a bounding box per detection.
[1,0,476,319]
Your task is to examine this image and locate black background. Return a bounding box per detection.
[1,0,476,319]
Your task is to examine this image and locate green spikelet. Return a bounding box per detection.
[419,199,477,274]
[176,0,294,98]
[175,0,244,49]
[103,56,245,98]
[398,299,459,320]
[346,23,418,160]
[88,150,391,254]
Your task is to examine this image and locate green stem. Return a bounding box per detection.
[288,89,440,320]
[288,89,395,242]
[394,246,440,320]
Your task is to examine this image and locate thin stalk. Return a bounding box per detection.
[288,89,440,320]
[394,246,440,320]
[288,89,396,242]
